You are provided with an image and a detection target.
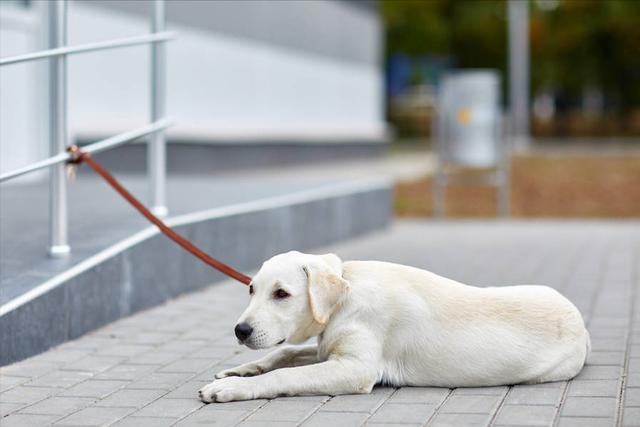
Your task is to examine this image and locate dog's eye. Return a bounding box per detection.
[273,289,290,299]
[249,285,254,295]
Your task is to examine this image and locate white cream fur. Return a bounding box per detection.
[199,251,590,403]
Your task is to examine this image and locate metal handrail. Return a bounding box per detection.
[0,31,177,66]
[0,0,171,257]
[0,119,173,182]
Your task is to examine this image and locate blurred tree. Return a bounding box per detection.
[382,0,640,113]
[382,0,507,99]
[530,0,640,112]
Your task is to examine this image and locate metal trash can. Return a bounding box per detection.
[438,71,501,166]
[433,70,509,216]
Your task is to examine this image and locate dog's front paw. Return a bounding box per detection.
[215,363,263,379]
[198,377,257,403]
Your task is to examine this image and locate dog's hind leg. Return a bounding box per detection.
[215,345,318,379]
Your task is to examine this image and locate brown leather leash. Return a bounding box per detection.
[67,145,252,286]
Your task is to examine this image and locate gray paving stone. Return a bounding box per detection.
[186,346,239,360]
[320,393,388,413]
[25,370,94,389]
[239,422,298,427]
[494,405,556,426]
[389,387,449,403]
[112,416,177,427]
[453,386,507,395]
[134,397,204,418]
[93,364,158,381]
[59,380,128,398]
[0,413,61,426]
[627,373,640,388]
[506,387,562,405]
[273,395,330,403]
[625,387,640,406]
[223,349,274,366]
[303,411,369,427]
[574,366,622,380]
[35,349,90,365]
[18,396,95,415]
[155,340,209,355]
[0,375,28,392]
[590,337,626,352]
[589,328,626,339]
[175,407,249,426]
[158,357,217,373]
[557,417,614,427]
[122,332,180,345]
[60,355,126,373]
[93,389,166,408]
[629,358,640,373]
[568,380,620,397]
[0,401,26,416]
[162,380,210,399]
[126,351,183,366]
[54,406,135,425]
[439,394,501,414]
[364,424,422,427]
[194,367,230,382]
[561,396,617,418]
[60,338,120,355]
[246,400,321,422]
[587,351,625,366]
[96,344,155,358]
[201,399,267,411]
[126,372,192,390]
[429,412,492,427]
[371,386,396,396]
[623,407,640,427]
[0,386,58,403]
[368,403,436,424]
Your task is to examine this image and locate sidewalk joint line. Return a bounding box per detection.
[422,388,453,427]
[486,386,511,427]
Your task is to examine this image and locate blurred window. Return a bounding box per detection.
[3,0,32,7]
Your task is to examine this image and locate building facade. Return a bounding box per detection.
[0,0,385,180]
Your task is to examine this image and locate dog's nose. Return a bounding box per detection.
[234,322,253,341]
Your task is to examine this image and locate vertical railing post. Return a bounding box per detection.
[48,0,70,257]
[149,0,168,217]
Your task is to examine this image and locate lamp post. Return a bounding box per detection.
[508,0,530,150]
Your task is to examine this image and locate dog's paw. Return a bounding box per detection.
[215,363,263,379]
[198,377,256,403]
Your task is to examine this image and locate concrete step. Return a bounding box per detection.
[0,172,391,365]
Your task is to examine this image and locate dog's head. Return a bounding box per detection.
[233,251,349,349]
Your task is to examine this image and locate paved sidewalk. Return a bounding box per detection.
[1,220,639,427]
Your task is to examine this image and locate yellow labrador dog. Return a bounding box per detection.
[199,251,590,403]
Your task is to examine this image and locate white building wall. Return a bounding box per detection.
[0,2,47,182]
[0,0,385,179]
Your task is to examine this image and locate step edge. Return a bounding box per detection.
[0,177,391,317]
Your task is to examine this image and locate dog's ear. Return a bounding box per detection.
[304,254,349,325]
